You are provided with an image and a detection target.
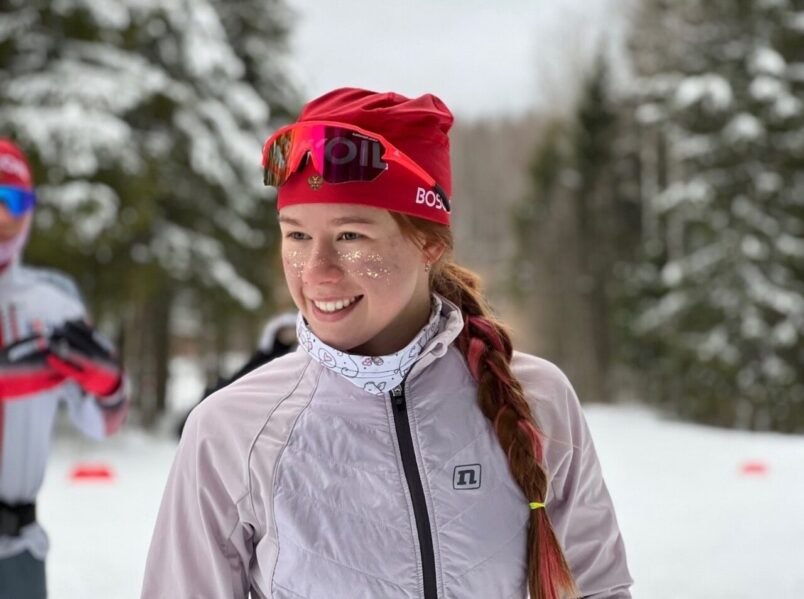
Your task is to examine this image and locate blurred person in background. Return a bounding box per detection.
[175,311,298,438]
[0,138,129,599]
[142,88,632,599]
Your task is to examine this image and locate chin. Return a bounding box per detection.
[311,326,365,353]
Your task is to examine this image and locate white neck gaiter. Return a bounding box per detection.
[0,216,31,266]
[297,294,443,396]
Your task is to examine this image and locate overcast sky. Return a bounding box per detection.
[284,0,631,119]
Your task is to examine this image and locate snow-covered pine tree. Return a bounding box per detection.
[0,0,299,422]
[628,0,803,431]
[213,0,298,125]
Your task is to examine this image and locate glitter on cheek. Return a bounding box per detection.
[283,248,332,280]
[337,250,394,282]
[282,249,307,278]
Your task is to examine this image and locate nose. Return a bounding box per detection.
[303,240,343,286]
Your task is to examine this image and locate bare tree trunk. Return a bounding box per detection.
[121,280,172,428]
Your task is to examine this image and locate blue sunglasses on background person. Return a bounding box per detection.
[0,185,36,217]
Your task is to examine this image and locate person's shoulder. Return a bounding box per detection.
[188,350,316,440]
[511,351,575,404]
[21,265,84,303]
[511,351,585,446]
[231,348,314,393]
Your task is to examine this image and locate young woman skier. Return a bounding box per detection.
[142,87,633,599]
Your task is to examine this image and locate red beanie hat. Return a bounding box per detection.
[276,87,454,226]
[0,139,34,191]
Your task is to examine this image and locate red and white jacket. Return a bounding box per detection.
[0,259,128,561]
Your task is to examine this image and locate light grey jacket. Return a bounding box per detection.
[142,302,632,598]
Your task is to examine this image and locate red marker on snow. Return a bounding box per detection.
[69,463,115,482]
[739,460,768,476]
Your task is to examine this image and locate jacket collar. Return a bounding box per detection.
[412,293,464,367]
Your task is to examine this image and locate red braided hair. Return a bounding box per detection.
[392,213,579,599]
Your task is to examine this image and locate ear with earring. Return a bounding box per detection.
[424,261,431,273]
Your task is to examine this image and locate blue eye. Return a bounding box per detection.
[339,232,362,241]
[286,232,309,241]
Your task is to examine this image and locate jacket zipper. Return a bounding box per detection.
[390,383,438,599]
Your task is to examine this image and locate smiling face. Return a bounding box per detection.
[279,203,442,355]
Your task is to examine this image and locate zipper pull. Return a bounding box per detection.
[390,385,405,410]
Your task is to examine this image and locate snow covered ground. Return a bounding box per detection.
[39,403,804,598]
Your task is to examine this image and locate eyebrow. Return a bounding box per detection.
[277,215,378,226]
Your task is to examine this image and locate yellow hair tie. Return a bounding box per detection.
[529,501,545,510]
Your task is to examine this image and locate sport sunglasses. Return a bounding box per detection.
[0,185,36,217]
[262,120,451,212]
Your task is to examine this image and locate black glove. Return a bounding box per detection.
[47,320,122,396]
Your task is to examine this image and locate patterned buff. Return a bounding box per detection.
[297,295,443,395]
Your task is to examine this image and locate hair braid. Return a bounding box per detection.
[392,214,579,599]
